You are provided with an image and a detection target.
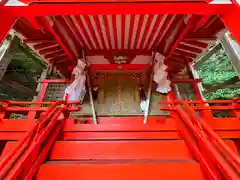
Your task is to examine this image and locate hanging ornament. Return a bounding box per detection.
[153,52,171,94]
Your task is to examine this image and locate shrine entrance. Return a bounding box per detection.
[96,73,140,116]
[72,69,168,117]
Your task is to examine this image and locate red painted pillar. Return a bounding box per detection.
[185,59,213,120]
[0,102,8,120]
[185,59,203,99]
[232,100,240,119]
[37,82,48,102]
[222,5,240,45]
[222,7,240,119]
[0,10,17,43]
[222,7,240,152]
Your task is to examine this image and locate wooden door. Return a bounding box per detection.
[95,76,140,116]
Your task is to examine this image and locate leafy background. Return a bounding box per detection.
[196,45,240,100]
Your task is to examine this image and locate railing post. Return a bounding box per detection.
[27,82,48,120]
[0,100,80,179]
[232,98,240,119]
[185,59,213,120]
[191,80,213,120]
[0,101,8,120]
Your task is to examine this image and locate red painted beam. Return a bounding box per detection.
[171,79,201,83]
[25,39,56,44]
[177,44,202,54]
[165,16,199,61]
[184,37,217,41]
[127,14,135,49]
[151,15,175,50]
[103,15,113,49]
[182,40,208,49]
[0,10,17,43]
[192,15,211,32]
[93,15,107,50]
[40,79,68,83]
[121,14,126,49]
[74,15,95,50]
[174,49,197,58]
[82,15,101,50]
[159,99,237,105]
[33,42,58,50]
[25,17,44,30]
[48,55,67,62]
[85,49,152,56]
[52,16,79,57]
[39,45,62,55]
[44,50,65,59]
[0,0,8,6]
[63,16,85,49]
[0,101,78,105]
[89,64,151,70]
[40,17,76,65]
[2,4,233,17]
[169,54,186,61]
[112,15,118,50]
[140,14,154,49]
[18,0,210,4]
[133,15,145,49]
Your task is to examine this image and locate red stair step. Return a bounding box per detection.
[0,120,35,140]
[36,162,205,180]
[2,140,237,160]
[50,140,192,160]
[1,141,16,157]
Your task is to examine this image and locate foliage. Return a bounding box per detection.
[7,38,46,80]
[0,37,46,100]
[204,88,240,100]
[196,45,239,100]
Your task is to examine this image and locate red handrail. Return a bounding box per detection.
[170,110,221,179]
[0,101,62,170]
[181,103,240,172]
[0,100,80,121]
[0,100,79,179]
[162,98,240,179]
[176,105,240,179]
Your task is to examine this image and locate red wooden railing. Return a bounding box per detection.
[160,98,240,179]
[0,100,80,179]
[0,96,239,179]
[0,99,79,120]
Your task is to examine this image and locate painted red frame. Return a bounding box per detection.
[1,3,238,43]
[89,64,151,70]
[1,2,240,179]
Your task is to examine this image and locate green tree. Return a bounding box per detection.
[196,45,240,100]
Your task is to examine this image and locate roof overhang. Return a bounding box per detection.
[1,1,238,76]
